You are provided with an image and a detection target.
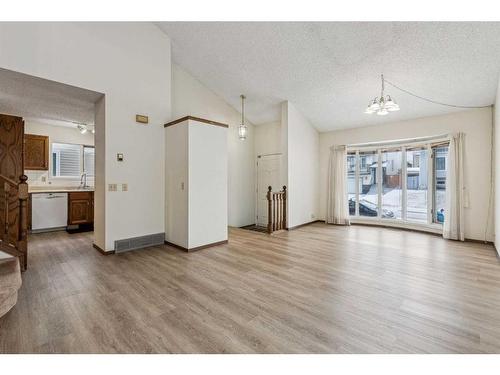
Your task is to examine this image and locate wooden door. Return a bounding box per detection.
[24,134,49,170]
[0,114,24,245]
[256,154,281,226]
[0,114,24,180]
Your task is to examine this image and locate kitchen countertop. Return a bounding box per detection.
[28,186,95,194]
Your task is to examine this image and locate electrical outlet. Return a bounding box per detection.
[108,183,117,192]
[41,176,46,183]
[122,183,128,192]
[181,182,185,190]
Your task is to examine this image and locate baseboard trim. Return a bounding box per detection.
[164,240,228,252]
[92,243,115,255]
[286,220,323,231]
[464,238,495,246]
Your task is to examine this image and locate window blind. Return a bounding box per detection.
[52,143,81,177]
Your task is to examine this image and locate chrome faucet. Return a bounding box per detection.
[80,173,88,189]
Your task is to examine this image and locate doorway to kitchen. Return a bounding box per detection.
[0,67,104,268]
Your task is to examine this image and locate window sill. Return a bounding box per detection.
[349,217,443,235]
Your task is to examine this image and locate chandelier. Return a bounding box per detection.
[365,74,400,116]
[238,94,247,140]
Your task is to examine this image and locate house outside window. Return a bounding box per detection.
[346,141,448,227]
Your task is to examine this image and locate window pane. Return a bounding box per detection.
[434,146,448,224]
[52,143,81,177]
[83,146,95,177]
[358,151,378,217]
[347,153,356,216]
[406,148,428,223]
[381,150,401,219]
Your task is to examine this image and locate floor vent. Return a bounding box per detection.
[114,233,165,253]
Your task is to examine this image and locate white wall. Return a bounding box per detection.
[171,63,254,227]
[494,78,500,253]
[165,121,189,248]
[0,23,172,251]
[319,108,494,242]
[282,101,320,228]
[24,120,94,187]
[254,121,281,157]
[188,121,228,248]
[165,119,228,249]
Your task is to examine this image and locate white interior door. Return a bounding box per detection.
[256,154,282,226]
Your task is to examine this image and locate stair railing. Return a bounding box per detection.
[0,174,28,270]
[266,185,287,234]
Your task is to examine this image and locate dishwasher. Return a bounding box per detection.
[31,193,68,231]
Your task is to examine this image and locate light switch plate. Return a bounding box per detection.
[122,183,128,192]
[108,183,117,192]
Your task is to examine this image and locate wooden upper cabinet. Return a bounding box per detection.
[24,134,49,170]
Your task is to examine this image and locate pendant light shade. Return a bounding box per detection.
[365,74,400,115]
[238,94,247,140]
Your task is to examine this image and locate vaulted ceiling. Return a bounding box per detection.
[157,22,500,132]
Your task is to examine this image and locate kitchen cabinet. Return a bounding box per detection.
[24,134,49,170]
[68,191,94,225]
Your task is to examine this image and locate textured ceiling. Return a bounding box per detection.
[157,22,500,131]
[0,68,102,126]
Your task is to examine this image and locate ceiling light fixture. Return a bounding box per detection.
[365,74,400,116]
[238,94,247,140]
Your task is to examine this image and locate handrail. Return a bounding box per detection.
[0,174,19,187]
[266,186,287,234]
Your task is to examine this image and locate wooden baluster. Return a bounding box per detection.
[18,175,28,270]
[278,192,282,230]
[278,192,283,230]
[282,186,287,230]
[279,193,283,230]
[3,182,9,242]
[267,186,272,234]
[273,193,277,231]
[277,193,280,230]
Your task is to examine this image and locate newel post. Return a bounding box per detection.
[18,175,28,270]
[267,186,272,234]
[282,186,287,230]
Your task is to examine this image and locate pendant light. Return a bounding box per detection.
[238,94,247,140]
[365,74,400,115]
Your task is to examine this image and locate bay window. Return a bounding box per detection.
[346,139,448,228]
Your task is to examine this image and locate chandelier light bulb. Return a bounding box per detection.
[364,75,400,116]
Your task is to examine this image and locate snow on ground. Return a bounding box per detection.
[350,186,446,223]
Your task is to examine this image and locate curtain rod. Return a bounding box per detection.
[346,133,451,149]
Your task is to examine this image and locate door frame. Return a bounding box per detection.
[255,153,282,226]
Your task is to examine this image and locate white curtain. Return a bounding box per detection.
[326,145,350,225]
[443,132,465,241]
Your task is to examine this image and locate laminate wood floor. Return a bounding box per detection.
[1,223,500,353]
